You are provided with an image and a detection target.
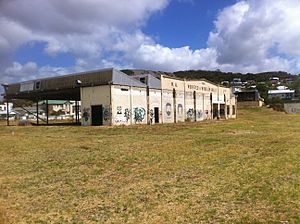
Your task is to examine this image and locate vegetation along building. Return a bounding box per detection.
[3,68,237,126]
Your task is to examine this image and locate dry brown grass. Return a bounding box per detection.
[0,108,299,223]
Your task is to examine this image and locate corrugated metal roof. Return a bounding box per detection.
[4,68,147,100]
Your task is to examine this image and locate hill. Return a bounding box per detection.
[122,69,297,84]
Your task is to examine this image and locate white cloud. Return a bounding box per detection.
[129,44,218,71]
[0,0,169,84]
[1,0,300,91]
[3,62,38,83]
[208,0,300,73]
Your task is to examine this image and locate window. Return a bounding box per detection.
[35,81,41,90]
[232,106,236,115]
[227,106,230,115]
[140,77,146,83]
[121,88,129,91]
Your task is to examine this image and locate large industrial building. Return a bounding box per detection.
[3,68,237,126]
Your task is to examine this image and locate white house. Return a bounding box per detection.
[268,89,295,100]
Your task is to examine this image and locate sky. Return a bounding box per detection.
[1,0,300,86]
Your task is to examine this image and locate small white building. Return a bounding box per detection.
[268,89,295,100]
[0,102,15,120]
[0,102,13,112]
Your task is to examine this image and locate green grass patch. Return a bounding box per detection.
[0,108,299,223]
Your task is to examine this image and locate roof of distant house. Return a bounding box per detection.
[39,100,71,105]
[268,89,295,94]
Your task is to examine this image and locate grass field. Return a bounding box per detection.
[0,108,299,223]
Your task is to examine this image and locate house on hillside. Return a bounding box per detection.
[270,77,280,85]
[13,106,45,120]
[39,100,81,118]
[235,90,264,108]
[0,102,15,120]
[268,89,295,100]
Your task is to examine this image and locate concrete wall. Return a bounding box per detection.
[111,85,131,125]
[111,85,148,125]
[175,90,185,122]
[131,87,147,125]
[284,103,300,114]
[80,85,111,126]
[238,101,264,109]
[80,76,237,126]
[185,91,195,121]
[161,89,174,123]
[149,89,162,124]
[195,92,205,121]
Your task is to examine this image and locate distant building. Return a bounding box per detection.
[13,106,45,120]
[236,90,264,108]
[0,102,15,120]
[270,77,280,85]
[268,89,295,100]
[39,100,80,118]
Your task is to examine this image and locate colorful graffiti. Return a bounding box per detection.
[133,107,146,122]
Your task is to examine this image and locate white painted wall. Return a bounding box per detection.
[80,85,111,126]
[149,89,162,124]
[204,94,212,120]
[175,91,185,122]
[196,93,205,121]
[111,85,131,125]
[185,91,195,122]
[111,85,147,125]
[161,90,174,123]
[131,87,147,125]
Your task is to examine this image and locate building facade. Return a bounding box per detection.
[80,70,237,126]
[3,68,237,126]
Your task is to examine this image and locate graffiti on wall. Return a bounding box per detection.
[149,109,154,124]
[177,104,183,117]
[166,103,172,117]
[82,108,90,122]
[133,107,146,122]
[117,106,122,115]
[124,108,131,122]
[197,110,203,119]
[205,109,211,119]
[187,108,194,119]
[115,106,124,124]
[103,107,111,122]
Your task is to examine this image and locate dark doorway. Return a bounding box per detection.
[220,104,225,118]
[154,107,159,123]
[213,104,219,119]
[91,105,103,126]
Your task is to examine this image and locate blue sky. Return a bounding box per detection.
[1,0,300,86]
[144,0,237,49]
[12,1,237,69]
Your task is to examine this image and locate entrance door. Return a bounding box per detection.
[91,105,103,126]
[154,107,159,123]
[213,104,218,119]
